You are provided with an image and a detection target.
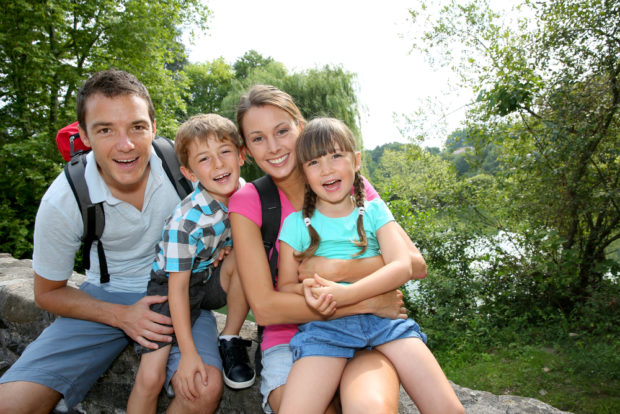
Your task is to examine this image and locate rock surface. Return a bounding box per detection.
[0,253,571,413]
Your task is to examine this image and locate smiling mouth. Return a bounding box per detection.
[268,154,288,165]
[214,173,231,182]
[115,157,138,165]
[323,179,341,190]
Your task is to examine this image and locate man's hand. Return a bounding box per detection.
[173,352,208,401]
[116,295,174,349]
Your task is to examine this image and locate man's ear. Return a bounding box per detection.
[78,125,91,148]
[152,119,157,136]
[180,165,197,182]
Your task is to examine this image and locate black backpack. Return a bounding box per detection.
[63,136,193,284]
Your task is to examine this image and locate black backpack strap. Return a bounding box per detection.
[251,174,282,373]
[152,136,193,200]
[253,175,281,287]
[64,154,109,283]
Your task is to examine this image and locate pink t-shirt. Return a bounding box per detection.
[229,176,379,350]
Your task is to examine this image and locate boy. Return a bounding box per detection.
[127,114,254,414]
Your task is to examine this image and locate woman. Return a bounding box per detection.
[229,85,428,413]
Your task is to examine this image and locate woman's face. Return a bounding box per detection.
[241,105,302,180]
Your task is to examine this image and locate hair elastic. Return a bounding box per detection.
[304,217,312,227]
[358,207,365,216]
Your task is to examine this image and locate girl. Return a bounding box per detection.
[276,118,464,414]
[229,85,417,413]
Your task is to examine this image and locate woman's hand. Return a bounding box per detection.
[367,289,408,319]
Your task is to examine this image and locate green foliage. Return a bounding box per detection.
[406,0,620,316]
[182,59,235,117]
[0,0,209,258]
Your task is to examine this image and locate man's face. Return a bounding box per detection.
[79,93,155,197]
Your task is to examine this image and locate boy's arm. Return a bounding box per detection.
[168,270,209,400]
[34,273,174,348]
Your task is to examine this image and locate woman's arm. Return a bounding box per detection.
[230,212,406,325]
[276,241,304,296]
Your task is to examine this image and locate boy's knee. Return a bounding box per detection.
[136,366,166,392]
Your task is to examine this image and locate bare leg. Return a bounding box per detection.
[218,250,249,336]
[0,381,62,414]
[377,338,464,414]
[167,363,223,414]
[279,356,347,414]
[127,346,171,414]
[340,349,400,414]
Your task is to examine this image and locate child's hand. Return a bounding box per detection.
[175,352,208,401]
[303,276,336,316]
[306,274,352,305]
[212,246,232,268]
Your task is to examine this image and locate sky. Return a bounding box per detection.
[187,0,472,149]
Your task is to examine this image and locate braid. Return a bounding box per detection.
[296,184,321,260]
[351,171,368,257]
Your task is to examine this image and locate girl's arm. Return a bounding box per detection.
[299,222,426,283]
[168,270,209,400]
[308,221,416,307]
[230,212,407,325]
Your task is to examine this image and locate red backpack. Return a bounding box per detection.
[56,122,90,161]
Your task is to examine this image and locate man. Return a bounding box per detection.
[0,69,223,413]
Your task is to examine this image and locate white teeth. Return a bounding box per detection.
[324,179,338,185]
[116,158,137,164]
[214,173,230,181]
[268,154,288,164]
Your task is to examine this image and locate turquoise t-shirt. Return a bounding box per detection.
[279,198,394,259]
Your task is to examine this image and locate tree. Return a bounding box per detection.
[409,0,620,311]
[183,59,235,117]
[0,0,209,257]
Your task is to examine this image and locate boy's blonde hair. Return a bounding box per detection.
[175,114,243,168]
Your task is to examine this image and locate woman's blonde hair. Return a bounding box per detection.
[295,117,367,260]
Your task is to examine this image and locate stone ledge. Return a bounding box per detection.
[0,253,571,413]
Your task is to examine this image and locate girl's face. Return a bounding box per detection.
[241,105,302,180]
[302,144,361,211]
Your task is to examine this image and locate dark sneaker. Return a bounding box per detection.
[219,337,256,389]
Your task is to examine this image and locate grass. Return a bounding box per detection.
[434,332,620,413]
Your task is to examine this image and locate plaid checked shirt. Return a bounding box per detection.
[152,183,232,276]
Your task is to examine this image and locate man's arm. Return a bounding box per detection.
[34,272,173,349]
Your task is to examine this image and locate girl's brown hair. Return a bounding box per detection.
[294,117,367,260]
[235,84,306,146]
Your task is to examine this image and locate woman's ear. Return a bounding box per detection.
[354,151,362,172]
[180,165,198,182]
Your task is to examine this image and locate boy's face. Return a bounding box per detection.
[78,93,155,197]
[180,136,244,205]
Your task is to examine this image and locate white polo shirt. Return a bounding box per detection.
[33,150,181,293]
